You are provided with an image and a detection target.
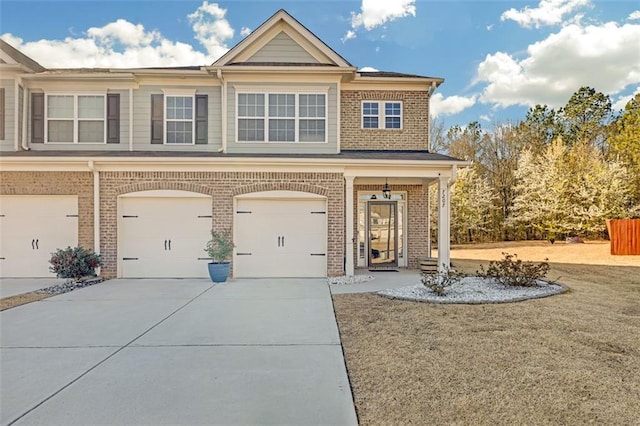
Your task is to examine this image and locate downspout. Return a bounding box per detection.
[217,69,226,153]
[426,81,437,152]
[14,79,20,151]
[88,160,101,261]
[129,88,134,151]
[448,164,458,188]
[20,80,29,151]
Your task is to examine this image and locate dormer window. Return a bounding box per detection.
[362,101,403,130]
[237,90,327,143]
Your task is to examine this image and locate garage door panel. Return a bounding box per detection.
[234,197,327,278]
[118,196,211,278]
[0,196,78,278]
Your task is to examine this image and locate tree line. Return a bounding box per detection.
[431,87,640,243]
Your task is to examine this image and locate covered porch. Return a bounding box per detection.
[344,162,461,276]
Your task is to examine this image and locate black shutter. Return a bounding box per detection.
[31,93,44,143]
[195,94,208,145]
[106,93,120,143]
[151,94,164,144]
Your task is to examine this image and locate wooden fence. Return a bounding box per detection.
[606,219,640,255]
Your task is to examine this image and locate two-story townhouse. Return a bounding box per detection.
[0,10,466,279]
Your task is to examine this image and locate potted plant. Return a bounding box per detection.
[205,229,235,282]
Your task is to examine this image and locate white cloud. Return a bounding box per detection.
[486,24,494,31]
[359,66,379,72]
[501,0,590,28]
[0,1,235,68]
[240,27,252,37]
[480,114,491,122]
[475,21,640,108]
[612,87,640,111]
[628,11,640,21]
[343,0,416,41]
[187,1,234,59]
[430,93,477,117]
[341,30,356,43]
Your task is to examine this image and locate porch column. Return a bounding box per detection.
[427,182,432,258]
[437,176,451,272]
[345,175,355,276]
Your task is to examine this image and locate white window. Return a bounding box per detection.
[166,95,194,144]
[361,101,402,130]
[237,92,327,143]
[46,94,105,143]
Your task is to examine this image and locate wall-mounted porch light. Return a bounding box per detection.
[382,179,391,199]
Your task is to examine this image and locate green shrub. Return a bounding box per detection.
[421,267,465,296]
[477,252,550,287]
[204,229,235,262]
[49,246,102,280]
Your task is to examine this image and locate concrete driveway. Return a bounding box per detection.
[0,278,66,298]
[0,278,357,425]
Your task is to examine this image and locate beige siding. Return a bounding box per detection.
[246,32,319,64]
[0,79,15,151]
[226,83,338,154]
[29,89,130,151]
[132,85,222,151]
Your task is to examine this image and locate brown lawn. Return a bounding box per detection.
[333,241,640,425]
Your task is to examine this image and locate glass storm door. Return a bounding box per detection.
[368,202,397,267]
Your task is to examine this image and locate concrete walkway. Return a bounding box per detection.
[330,269,423,295]
[0,278,357,425]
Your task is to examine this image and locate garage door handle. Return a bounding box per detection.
[164,240,167,250]
[168,240,171,251]
[277,236,281,247]
[32,239,35,250]
[35,239,39,250]
[310,253,326,256]
[281,236,285,247]
[237,253,252,256]
[123,257,139,261]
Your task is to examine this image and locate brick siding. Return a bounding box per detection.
[100,171,344,278]
[341,90,430,150]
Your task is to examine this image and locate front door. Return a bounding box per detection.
[368,202,397,267]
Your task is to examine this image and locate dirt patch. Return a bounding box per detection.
[451,240,640,267]
[334,242,640,425]
[0,293,51,311]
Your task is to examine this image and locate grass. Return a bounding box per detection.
[0,292,50,311]
[333,244,640,425]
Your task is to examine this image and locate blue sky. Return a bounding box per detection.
[1,0,639,128]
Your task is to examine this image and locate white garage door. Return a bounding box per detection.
[0,195,78,277]
[118,192,212,278]
[234,194,327,278]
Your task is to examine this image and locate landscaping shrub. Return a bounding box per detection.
[49,246,102,280]
[477,252,550,287]
[421,267,465,296]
